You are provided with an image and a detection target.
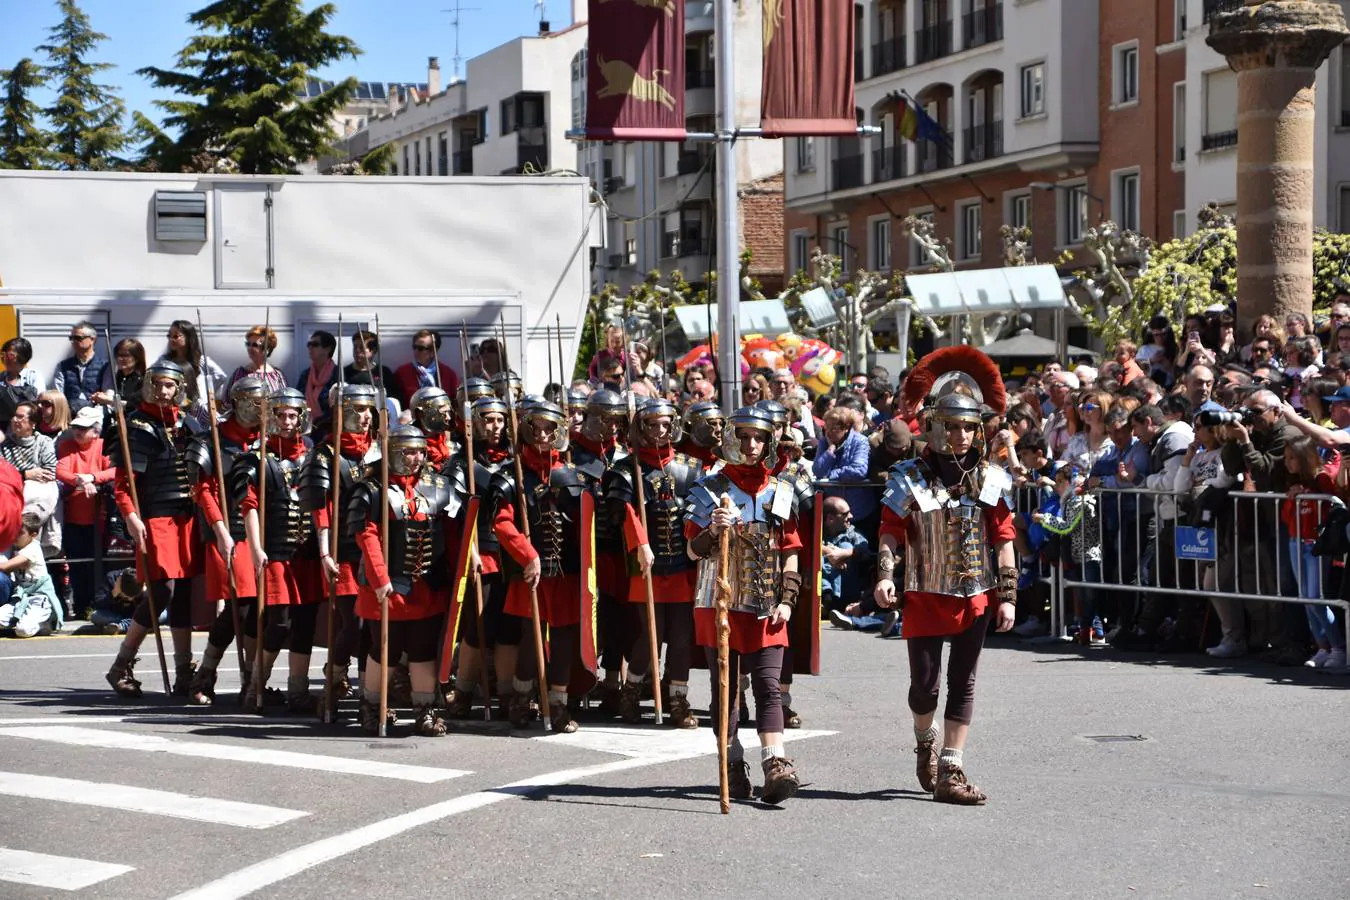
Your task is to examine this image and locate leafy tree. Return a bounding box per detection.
[37,0,128,170]
[137,0,360,174]
[323,142,395,176]
[0,58,51,169]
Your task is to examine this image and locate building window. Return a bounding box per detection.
[1114,44,1139,105]
[438,132,448,176]
[501,98,517,135]
[1174,0,1187,40]
[1340,47,1350,128]
[1019,63,1045,118]
[869,217,892,271]
[1173,82,1186,163]
[958,201,982,261]
[1339,186,1350,231]
[1173,209,1187,239]
[1202,68,1238,149]
[830,224,852,273]
[1061,183,1088,246]
[1115,171,1140,232]
[571,49,587,131]
[796,136,816,172]
[402,145,409,176]
[909,209,934,267]
[792,231,811,273]
[413,144,421,176]
[425,137,432,175]
[1008,192,1031,231]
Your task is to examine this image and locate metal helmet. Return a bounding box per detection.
[332,382,379,433]
[564,387,590,414]
[631,397,682,447]
[229,375,267,428]
[581,388,628,443]
[519,399,569,452]
[409,385,453,435]
[266,387,312,436]
[470,395,508,441]
[387,424,428,476]
[458,376,495,406]
[490,369,523,401]
[928,391,985,456]
[719,405,778,466]
[143,357,188,407]
[683,400,725,449]
[754,399,790,432]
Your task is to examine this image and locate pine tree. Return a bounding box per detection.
[137,0,360,174]
[37,0,128,170]
[0,58,51,170]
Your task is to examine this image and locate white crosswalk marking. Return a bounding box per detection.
[539,725,837,759]
[0,725,470,784]
[0,847,133,891]
[0,771,308,829]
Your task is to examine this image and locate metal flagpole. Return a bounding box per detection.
[714,0,740,415]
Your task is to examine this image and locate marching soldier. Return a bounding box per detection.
[679,400,725,469]
[685,406,806,805]
[445,394,518,718]
[185,376,265,706]
[409,385,455,467]
[104,359,206,698]
[350,425,460,736]
[603,398,702,728]
[490,369,523,405]
[564,387,589,441]
[491,399,590,733]
[239,388,321,714]
[298,383,381,703]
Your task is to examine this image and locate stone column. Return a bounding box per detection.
[1206,1,1347,327]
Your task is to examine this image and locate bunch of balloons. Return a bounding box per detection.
[674,333,842,397]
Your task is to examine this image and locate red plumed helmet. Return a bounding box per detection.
[902,345,1006,414]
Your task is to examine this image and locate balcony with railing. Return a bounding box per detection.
[1201,129,1238,151]
[1202,0,1242,23]
[962,3,1003,49]
[871,36,906,77]
[962,121,1003,163]
[832,153,865,191]
[871,146,905,183]
[677,150,711,175]
[855,47,865,82]
[679,232,707,257]
[917,140,952,173]
[915,20,953,64]
[662,230,680,259]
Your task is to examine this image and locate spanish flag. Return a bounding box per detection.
[898,98,919,141]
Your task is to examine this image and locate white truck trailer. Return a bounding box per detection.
[0,170,599,393]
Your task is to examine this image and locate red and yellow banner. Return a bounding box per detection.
[439,495,480,685]
[788,492,824,676]
[585,0,687,140]
[761,0,857,138]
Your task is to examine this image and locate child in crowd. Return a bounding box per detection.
[0,512,60,637]
[89,568,153,636]
[1282,436,1346,669]
[1033,463,1104,644]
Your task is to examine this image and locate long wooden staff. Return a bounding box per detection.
[104,328,170,694]
[323,315,345,724]
[252,308,271,710]
[195,310,244,676]
[622,317,663,724]
[555,314,573,466]
[459,323,489,720]
[498,316,551,727]
[374,315,391,737]
[715,493,733,814]
[546,321,555,390]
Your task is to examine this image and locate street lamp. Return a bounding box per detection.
[1029,181,1107,222]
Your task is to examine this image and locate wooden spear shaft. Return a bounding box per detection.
[460,323,489,721]
[716,494,733,815]
[323,314,345,724]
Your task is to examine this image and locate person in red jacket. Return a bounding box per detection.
[393,330,460,410]
[0,458,23,553]
[104,359,205,698]
[491,399,590,734]
[240,388,321,714]
[873,346,1018,806]
[184,376,265,706]
[351,424,459,736]
[684,406,806,806]
[56,405,116,619]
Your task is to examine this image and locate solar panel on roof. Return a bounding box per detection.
[356,83,371,99]
[372,84,386,99]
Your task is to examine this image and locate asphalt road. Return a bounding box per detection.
[0,628,1346,900]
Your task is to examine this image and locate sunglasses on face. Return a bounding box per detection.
[307,341,324,348]
[69,335,92,343]
[414,343,435,352]
[1079,403,1099,412]
[246,341,265,350]
[38,401,52,408]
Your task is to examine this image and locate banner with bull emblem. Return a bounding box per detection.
[760,0,857,137]
[585,0,687,140]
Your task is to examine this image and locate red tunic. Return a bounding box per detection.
[494,445,583,628]
[574,433,627,598]
[688,462,804,655]
[311,431,371,596]
[353,471,452,621]
[114,403,201,581]
[197,417,259,602]
[475,445,511,576]
[879,502,1016,639]
[622,445,696,604]
[242,435,318,606]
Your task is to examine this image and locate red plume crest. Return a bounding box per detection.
[902,345,1006,414]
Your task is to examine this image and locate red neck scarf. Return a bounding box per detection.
[723,461,772,496]
[138,402,180,428]
[482,444,510,464]
[638,444,675,469]
[521,444,559,480]
[426,432,450,465]
[267,434,306,461]
[221,416,258,447]
[339,431,371,458]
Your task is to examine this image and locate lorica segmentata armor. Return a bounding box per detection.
[686,472,794,617]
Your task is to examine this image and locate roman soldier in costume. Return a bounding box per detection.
[490,399,591,733]
[873,346,1017,806]
[105,359,206,698]
[602,398,702,728]
[445,394,519,719]
[350,425,461,736]
[409,386,455,468]
[239,388,322,714]
[457,377,497,432]
[679,401,725,469]
[298,383,381,703]
[185,376,265,706]
[490,369,523,405]
[685,406,805,805]
[564,387,589,439]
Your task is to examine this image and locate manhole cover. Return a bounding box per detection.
[1082,734,1147,743]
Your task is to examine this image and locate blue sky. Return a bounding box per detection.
[0,0,578,121]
